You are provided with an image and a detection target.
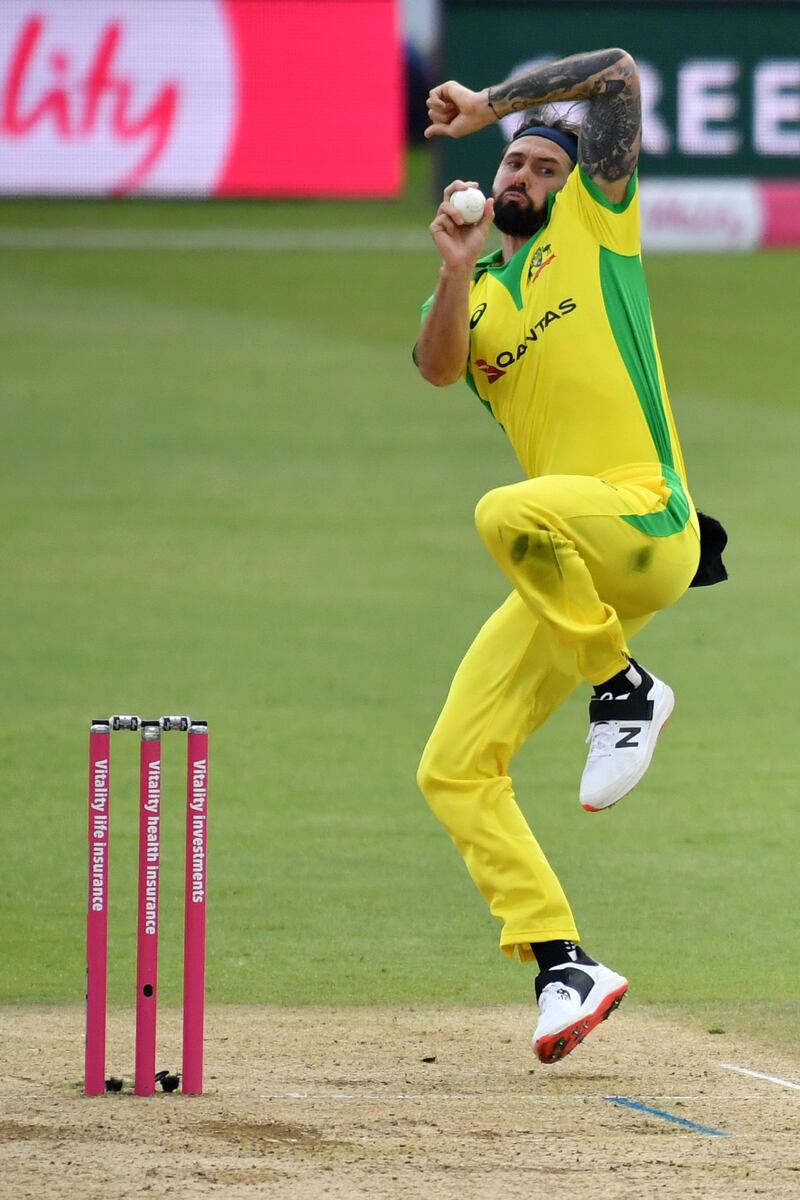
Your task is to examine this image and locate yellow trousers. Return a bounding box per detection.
[417,471,700,962]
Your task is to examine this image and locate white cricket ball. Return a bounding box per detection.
[452,187,486,224]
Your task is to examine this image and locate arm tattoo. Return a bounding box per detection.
[488,48,642,184]
[579,57,641,182]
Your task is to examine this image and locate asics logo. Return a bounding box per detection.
[470,302,487,328]
[615,727,641,749]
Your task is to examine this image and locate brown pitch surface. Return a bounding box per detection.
[2,1005,799,1198]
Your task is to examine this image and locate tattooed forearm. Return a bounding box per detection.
[487,49,630,114]
[487,48,641,184]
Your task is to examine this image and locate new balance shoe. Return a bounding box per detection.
[533,957,629,1064]
[580,659,674,812]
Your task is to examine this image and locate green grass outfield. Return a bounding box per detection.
[1,160,797,1051]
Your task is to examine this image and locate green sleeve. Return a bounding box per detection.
[412,293,436,366]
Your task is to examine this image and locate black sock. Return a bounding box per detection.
[593,659,641,698]
[530,940,596,972]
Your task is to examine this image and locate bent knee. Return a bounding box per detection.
[416,742,443,803]
[475,484,552,560]
[474,486,514,547]
[416,747,466,833]
[416,737,468,809]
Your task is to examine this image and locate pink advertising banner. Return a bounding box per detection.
[0,0,404,197]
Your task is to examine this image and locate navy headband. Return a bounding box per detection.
[509,125,578,163]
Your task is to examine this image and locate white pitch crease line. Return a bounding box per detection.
[720,1063,800,1091]
[0,227,433,252]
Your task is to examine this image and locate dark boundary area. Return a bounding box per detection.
[448,0,800,7]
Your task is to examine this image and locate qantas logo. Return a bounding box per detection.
[474,358,506,383]
[474,297,577,384]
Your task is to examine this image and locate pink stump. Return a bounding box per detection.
[182,721,209,1094]
[85,721,111,1095]
[134,721,162,1096]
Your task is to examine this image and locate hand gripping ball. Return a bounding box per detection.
[451,187,486,224]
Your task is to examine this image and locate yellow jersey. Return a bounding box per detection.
[421,166,693,537]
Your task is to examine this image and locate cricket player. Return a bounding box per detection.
[414,48,726,1063]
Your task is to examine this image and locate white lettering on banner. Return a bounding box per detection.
[678,60,741,155]
[754,61,800,155]
[89,757,109,911]
[145,812,160,864]
[640,180,762,252]
[0,0,236,195]
[90,842,106,911]
[190,759,208,812]
[145,761,160,814]
[638,61,672,154]
[141,759,160,930]
[190,815,206,904]
[91,758,109,811]
[144,863,158,935]
[189,758,207,904]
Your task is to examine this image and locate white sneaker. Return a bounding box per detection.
[579,660,674,812]
[533,959,628,1063]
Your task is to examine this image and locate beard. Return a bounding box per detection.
[492,188,548,237]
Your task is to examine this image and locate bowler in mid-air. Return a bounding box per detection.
[414,46,726,1062]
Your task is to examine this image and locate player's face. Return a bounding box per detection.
[492,136,573,237]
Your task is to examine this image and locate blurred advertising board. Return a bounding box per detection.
[0,0,404,196]
[440,0,800,247]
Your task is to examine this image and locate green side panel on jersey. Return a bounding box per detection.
[464,364,494,418]
[464,361,479,396]
[622,463,691,537]
[599,244,690,536]
[599,246,674,469]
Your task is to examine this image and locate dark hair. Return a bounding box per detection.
[510,106,581,144]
